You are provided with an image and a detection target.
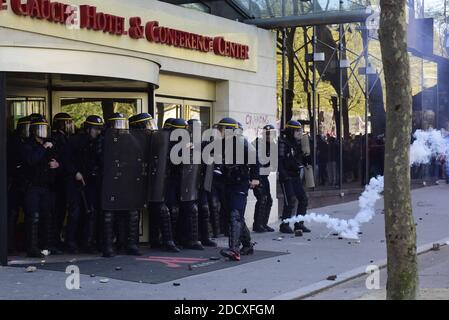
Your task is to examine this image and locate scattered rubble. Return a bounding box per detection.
[25,266,37,273]
[326,275,337,281]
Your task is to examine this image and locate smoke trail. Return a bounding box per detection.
[283,129,449,239]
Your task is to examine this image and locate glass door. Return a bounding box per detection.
[155,97,213,131]
[53,92,147,129]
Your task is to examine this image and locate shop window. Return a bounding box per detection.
[61,98,142,129]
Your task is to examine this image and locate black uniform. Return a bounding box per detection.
[218,118,259,261]
[63,132,103,252]
[165,119,203,250]
[21,137,59,256]
[278,122,310,234]
[6,130,28,252]
[252,135,275,232]
[51,129,69,247]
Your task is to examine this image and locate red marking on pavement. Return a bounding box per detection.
[136,256,209,268]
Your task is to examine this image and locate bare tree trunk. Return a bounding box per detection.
[379,0,418,300]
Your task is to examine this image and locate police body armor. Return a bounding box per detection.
[101,128,150,211]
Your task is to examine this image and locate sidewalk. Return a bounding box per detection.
[1,184,449,300]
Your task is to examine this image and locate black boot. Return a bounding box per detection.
[126,211,142,256]
[294,221,311,233]
[7,209,18,254]
[82,209,97,253]
[253,194,266,233]
[279,223,294,234]
[27,212,42,258]
[102,212,115,258]
[115,214,127,254]
[199,203,217,247]
[158,204,180,252]
[44,212,63,255]
[149,207,162,249]
[209,195,221,238]
[65,205,80,254]
[185,203,204,250]
[240,242,255,255]
[262,196,274,232]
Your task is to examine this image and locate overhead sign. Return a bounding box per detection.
[0,0,257,71]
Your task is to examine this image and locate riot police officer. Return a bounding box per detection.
[187,119,216,247]
[102,113,141,257]
[51,112,75,248]
[21,116,60,257]
[7,116,30,253]
[129,113,180,252]
[63,115,104,253]
[217,118,259,261]
[166,118,204,250]
[278,120,311,235]
[252,124,276,233]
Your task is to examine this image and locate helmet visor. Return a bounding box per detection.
[17,122,30,138]
[145,118,158,131]
[32,124,49,138]
[110,119,128,129]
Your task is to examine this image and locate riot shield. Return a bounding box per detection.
[203,163,214,192]
[101,129,150,211]
[147,130,170,202]
[180,163,202,201]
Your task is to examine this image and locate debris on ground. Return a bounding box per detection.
[241,288,248,294]
[209,257,220,261]
[326,275,337,281]
[295,230,303,237]
[90,274,96,277]
[173,283,181,286]
[273,237,283,241]
[431,243,440,251]
[99,279,109,283]
[188,265,193,271]
[115,267,122,271]
[25,266,37,273]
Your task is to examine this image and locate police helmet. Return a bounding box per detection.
[187,119,202,132]
[106,113,128,129]
[170,118,188,129]
[84,115,104,129]
[129,113,157,130]
[16,116,31,138]
[30,115,50,139]
[216,117,239,130]
[53,112,75,135]
[284,120,303,139]
[163,118,175,130]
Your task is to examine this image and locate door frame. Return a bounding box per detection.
[52,91,149,115]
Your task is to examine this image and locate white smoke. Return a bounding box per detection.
[283,129,449,239]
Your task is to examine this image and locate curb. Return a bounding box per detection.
[270,236,449,300]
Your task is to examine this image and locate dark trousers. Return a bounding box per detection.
[281,176,308,220]
[66,178,100,248]
[25,186,55,248]
[225,183,251,251]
